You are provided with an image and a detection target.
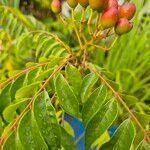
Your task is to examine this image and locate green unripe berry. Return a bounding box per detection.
[51,0,61,14]
[115,18,133,35]
[77,0,89,8]
[101,7,118,29]
[89,0,108,12]
[118,3,136,20]
[67,0,78,8]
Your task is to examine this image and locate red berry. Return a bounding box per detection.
[67,0,78,8]
[101,7,118,29]
[51,0,61,14]
[89,0,108,12]
[115,18,133,35]
[77,0,89,8]
[118,3,136,20]
[107,0,118,9]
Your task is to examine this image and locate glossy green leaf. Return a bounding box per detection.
[82,85,107,126]
[35,68,54,81]
[0,117,3,135]
[80,73,98,103]
[65,64,82,96]
[25,62,39,68]
[101,70,114,80]
[2,132,24,150]
[38,56,62,64]
[101,119,135,150]
[63,121,75,137]
[85,99,118,150]
[61,127,76,150]
[105,79,119,91]
[15,82,40,99]
[33,91,61,149]
[26,68,41,84]
[92,131,110,148]
[134,112,150,126]
[3,99,28,123]
[0,83,12,114]
[18,111,49,150]
[55,74,79,117]
[86,63,114,80]
[10,74,26,100]
[121,94,138,107]
[137,140,150,150]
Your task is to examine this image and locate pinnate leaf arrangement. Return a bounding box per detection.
[0,0,150,150]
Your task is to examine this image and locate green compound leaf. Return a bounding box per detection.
[121,94,138,107]
[15,82,40,99]
[10,74,26,100]
[33,91,61,149]
[101,119,135,150]
[2,131,24,150]
[80,73,98,103]
[0,83,12,114]
[65,64,82,97]
[137,140,150,150]
[61,127,76,150]
[55,74,79,117]
[3,99,28,123]
[134,112,150,126]
[85,99,118,150]
[3,91,62,150]
[18,111,49,150]
[82,85,107,126]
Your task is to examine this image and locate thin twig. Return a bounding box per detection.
[71,9,83,50]
[59,14,67,26]
[93,13,101,38]
[87,9,93,35]
[79,8,85,32]
[81,49,87,67]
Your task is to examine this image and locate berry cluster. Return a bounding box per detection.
[51,0,136,35]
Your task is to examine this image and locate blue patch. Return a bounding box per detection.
[64,114,117,149]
